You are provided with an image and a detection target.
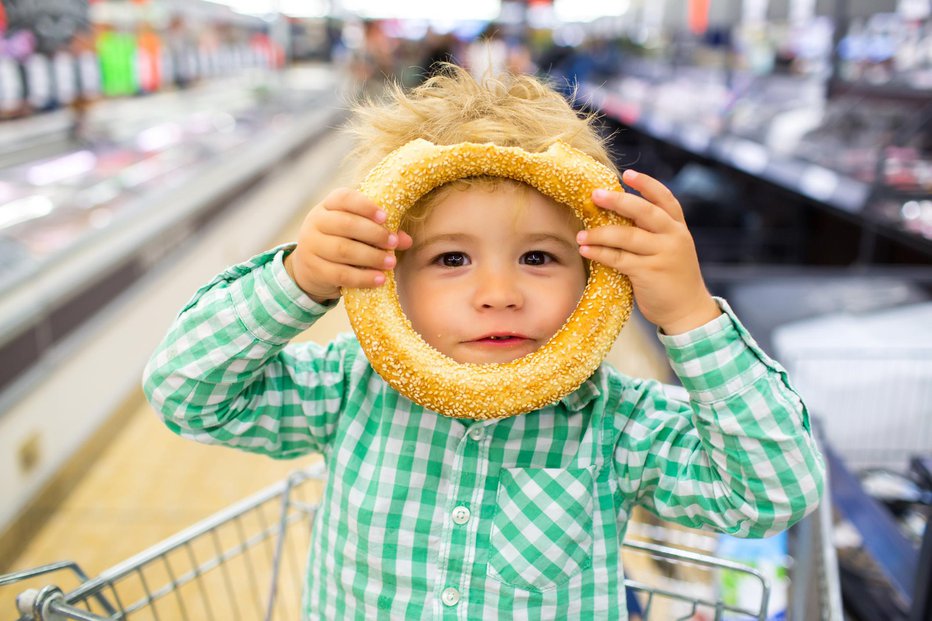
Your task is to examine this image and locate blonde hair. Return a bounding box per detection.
[344,63,617,184]
[344,64,614,239]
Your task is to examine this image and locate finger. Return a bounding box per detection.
[576,225,657,256]
[321,188,386,223]
[592,189,671,233]
[578,244,640,275]
[316,234,397,271]
[315,259,387,289]
[396,230,414,250]
[318,210,400,250]
[621,170,686,223]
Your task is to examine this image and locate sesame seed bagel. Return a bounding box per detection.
[343,139,633,419]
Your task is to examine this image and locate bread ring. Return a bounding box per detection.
[343,139,633,419]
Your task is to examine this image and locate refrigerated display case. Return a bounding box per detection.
[572,2,932,262]
[0,65,347,400]
[585,65,932,262]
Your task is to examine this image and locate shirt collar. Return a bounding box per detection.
[558,366,603,412]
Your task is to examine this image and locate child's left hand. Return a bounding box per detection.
[577,169,721,335]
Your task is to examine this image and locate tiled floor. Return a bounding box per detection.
[1,148,672,616]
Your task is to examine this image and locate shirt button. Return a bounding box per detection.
[468,426,485,441]
[451,506,471,525]
[441,587,460,606]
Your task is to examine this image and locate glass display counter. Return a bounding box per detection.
[583,66,932,258]
[0,65,347,398]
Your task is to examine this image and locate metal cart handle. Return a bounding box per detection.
[16,585,103,621]
[0,563,117,619]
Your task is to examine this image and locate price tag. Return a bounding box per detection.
[800,165,839,202]
[730,139,769,175]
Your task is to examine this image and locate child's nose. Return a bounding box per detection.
[474,269,523,310]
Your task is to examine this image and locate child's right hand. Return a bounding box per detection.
[284,188,412,304]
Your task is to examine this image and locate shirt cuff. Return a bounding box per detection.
[658,297,777,403]
[228,244,337,344]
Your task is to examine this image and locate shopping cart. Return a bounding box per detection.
[780,346,932,473]
[1,460,839,621]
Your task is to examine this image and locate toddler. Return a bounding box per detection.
[144,65,824,619]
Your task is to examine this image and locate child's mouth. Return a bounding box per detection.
[472,334,531,346]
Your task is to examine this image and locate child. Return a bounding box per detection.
[144,65,824,619]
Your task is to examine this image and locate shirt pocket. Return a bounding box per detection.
[487,466,594,592]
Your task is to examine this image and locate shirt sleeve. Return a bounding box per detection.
[613,298,825,538]
[142,245,352,459]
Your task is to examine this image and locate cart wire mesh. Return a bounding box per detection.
[3,464,325,621]
[3,463,778,621]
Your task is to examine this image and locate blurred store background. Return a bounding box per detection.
[0,0,929,619]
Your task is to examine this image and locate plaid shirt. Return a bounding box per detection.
[144,246,824,620]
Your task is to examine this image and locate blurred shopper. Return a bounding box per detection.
[363,20,397,81]
[415,29,457,83]
[505,39,535,75]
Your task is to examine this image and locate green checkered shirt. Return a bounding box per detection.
[144,246,824,620]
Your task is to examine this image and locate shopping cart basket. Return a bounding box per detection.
[2,460,829,621]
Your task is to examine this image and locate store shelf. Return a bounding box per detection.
[583,80,932,258]
[0,66,348,404]
[828,78,932,102]
[585,83,874,214]
[712,135,872,214]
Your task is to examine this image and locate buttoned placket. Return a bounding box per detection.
[434,422,491,618]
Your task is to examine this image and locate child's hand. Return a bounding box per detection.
[284,188,413,304]
[577,170,721,335]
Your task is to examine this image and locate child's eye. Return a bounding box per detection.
[521,251,553,266]
[435,252,470,267]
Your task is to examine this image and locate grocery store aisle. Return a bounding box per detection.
[2,144,671,609]
[0,132,355,603]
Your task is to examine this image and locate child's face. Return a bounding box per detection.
[396,182,587,365]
